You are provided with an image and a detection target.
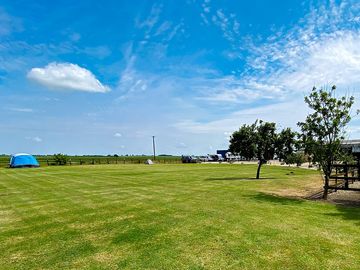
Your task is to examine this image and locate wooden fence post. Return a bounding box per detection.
[344,162,349,189]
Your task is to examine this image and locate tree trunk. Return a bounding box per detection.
[323,175,329,199]
[323,161,332,200]
[256,160,262,179]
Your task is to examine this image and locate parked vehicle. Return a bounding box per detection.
[226,152,244,162]
[198,156,208,162]
[207,154,224,162]
[181,155,199,163]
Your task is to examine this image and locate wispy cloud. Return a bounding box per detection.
[173,101,309,134]
[117,47,151,98]
[200,0,211,25]
[0,8,22,36]
[154,21,172,36]
[136,4,163,31]
[27,62,110,93]
[8,107,34,113]
[172,0,360,135]
[135,3,184,47]
[197,0,360,104]
[194,76,282,103]
[199,1,240,47]
[82,46,111,59]
[211,9,240,43]
[25,136,42,142]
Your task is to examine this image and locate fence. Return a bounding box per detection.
[0,156,181,168]
[328,163,360,191]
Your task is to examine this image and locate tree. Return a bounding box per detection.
[298,86,356,199]
[229,122,257,161]
[284,152,306,167]
[230,120,277,179]
[53,153,69,165]
[276,128,298,161]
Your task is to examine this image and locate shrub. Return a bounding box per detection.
[53,153,69,166]
[285,152,306,167]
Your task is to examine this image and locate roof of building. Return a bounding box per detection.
[341,140,360,144]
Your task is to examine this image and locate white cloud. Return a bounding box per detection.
[198,1,360,104]
[27,62,110,93]
[33,136,42,142]
[240,31,360,100]
[9,108,33,113]
[25,136,42,142]
[114,133,122,137]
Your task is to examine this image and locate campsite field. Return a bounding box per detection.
[0,164,359,269]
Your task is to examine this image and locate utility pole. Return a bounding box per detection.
[152,136,156,161]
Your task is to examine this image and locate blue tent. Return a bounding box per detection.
[10,153,39,168]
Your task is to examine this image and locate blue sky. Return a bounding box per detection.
[1,0,360,155]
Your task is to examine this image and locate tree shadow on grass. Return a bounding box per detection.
[329,198,360,207]
[324,203,360,225]
[252,193,360,224]
[247,192,305,205]
[205,177,275,181]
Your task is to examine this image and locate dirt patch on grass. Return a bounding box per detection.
[326,182,360,206]
[266,175,323,198]
[264,175,360,206]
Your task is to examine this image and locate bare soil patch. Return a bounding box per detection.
[326,181,360,206]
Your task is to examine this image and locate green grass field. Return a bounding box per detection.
[0,164,359,269]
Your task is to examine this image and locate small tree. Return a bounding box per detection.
[229,122,257,161]
[285,152,306,167]
[276,128,298,161]
[53,153,69,166]
[298,86,355,199]
[230,120,277,179]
